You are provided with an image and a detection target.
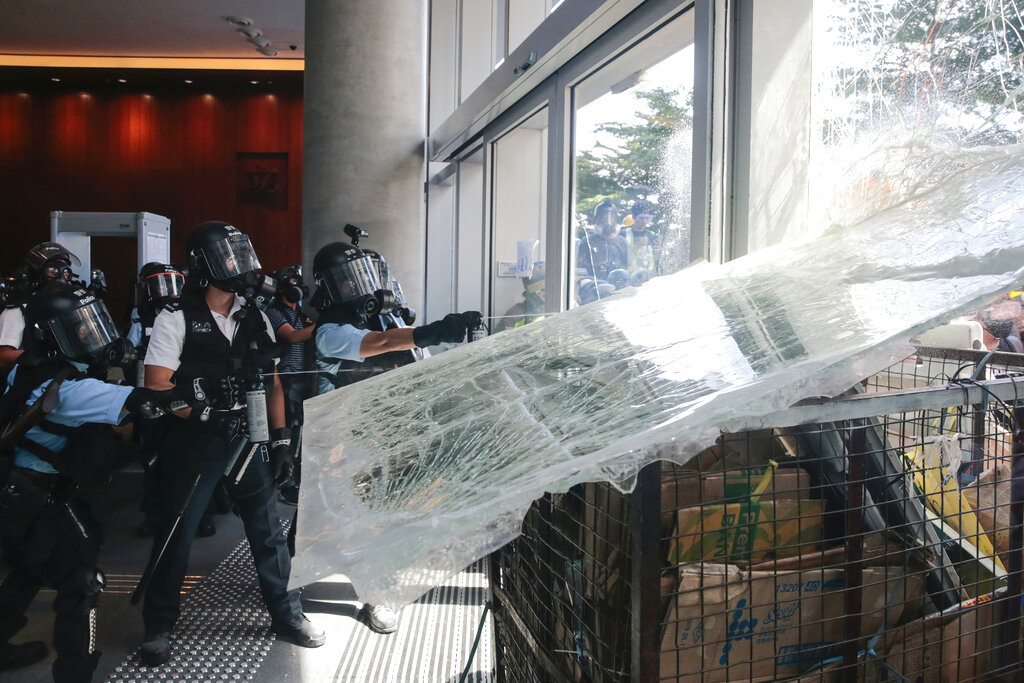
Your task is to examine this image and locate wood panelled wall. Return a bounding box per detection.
[0,75,303,326]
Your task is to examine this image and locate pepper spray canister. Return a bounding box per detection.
[467,312,488,342]
[245,385,271,443]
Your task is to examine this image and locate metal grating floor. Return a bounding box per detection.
[103,527,493,683]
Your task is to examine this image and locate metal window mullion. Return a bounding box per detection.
[546,74,570,314]
[482,139,495,319]
[693,0,741,265]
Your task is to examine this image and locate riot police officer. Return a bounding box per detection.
[125,263,211,538]
[0,242,81,369]
[619,198,659,283]
[576,199,629,287]
[264,265,314,505]
[310,241,478,635]
[312,241,477,395]
[0,281,195,682]
[139,221,324,666]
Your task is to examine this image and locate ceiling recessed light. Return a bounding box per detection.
[224,16,253,26]
[117,78,127,83]
[250,80,260,85]
[51,77,60,82]
[184,79,194,84]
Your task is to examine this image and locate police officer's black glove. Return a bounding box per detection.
[269,427,294,487]
[124,386,193,419]
[412,313,474,347]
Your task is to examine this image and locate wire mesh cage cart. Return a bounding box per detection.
[488,346,1024,682]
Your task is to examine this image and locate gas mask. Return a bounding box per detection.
[316,247,396,317]
[25,242,81,284]
[275,266,309,304]
[34,293,136,368]
[88,268,108,297]
[137,266,185,309]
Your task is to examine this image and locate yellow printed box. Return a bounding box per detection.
[668,499,824,565]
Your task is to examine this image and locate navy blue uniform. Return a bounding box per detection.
[0,361,133,682]
[141,294,301,634]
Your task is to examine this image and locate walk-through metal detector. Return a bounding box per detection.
[49,211,171,280]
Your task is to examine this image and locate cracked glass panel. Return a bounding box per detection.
[293,143,1024,605]
[291,1,1024,606]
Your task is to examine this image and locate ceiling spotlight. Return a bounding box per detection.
[224,16,253,26]
[184,79,194,84]
[248,36,271,48]
[257,46,278,57]
[250,80,260,85]
[237,26,262,39]
[51,77,61,82]
[117,78,127,83]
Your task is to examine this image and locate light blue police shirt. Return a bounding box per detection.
[314,323,371,395]
[6,365,134,474]
[126,307,143,347]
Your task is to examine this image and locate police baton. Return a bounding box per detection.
[130,472,201,605]
[130,431,248,605]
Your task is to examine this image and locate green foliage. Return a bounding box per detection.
[575,87,693,227]
[829,0,1023,145]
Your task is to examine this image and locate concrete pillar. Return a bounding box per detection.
[302,0,428,311]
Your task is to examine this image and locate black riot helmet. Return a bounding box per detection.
[137,262,185,309]
[88,268,108,297]
[273,265,309,304]
[185,221,262,293]
[593,199,618,236]
[26,281,134,367]
[313,242,396,317]
[25,241,81,284]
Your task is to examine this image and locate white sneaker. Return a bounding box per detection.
[365,604,398,634]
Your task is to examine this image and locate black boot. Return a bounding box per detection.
[52,650,100,683]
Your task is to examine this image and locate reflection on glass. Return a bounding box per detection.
[571,13,695,307]
[491,108,549,332]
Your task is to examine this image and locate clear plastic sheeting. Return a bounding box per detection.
[292,144,1024,607]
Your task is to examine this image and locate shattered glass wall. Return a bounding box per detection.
[811,0,1024,230]
[291,1,1024,607]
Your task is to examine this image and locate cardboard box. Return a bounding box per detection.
[663,466,822,564]
[660,564,923,682]
[879,591,1010,682]
[668,498,825,564]
[662,467,813,511]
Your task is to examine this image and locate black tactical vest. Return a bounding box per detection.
[171,295,275,391]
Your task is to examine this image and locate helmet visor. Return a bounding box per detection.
[25,242,82,271]
[202,234,261,282]
[322,255,381,305]
[145,270,185,302]
[47,300,121,358]
[368,255,390,286]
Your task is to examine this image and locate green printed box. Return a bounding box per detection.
[667,499,824,565]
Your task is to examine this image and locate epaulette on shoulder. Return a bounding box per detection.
[163,300,182,313]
